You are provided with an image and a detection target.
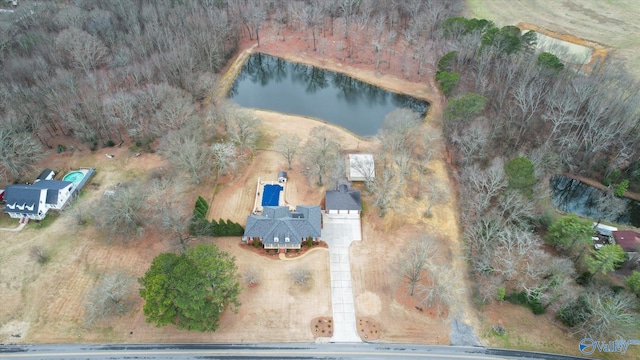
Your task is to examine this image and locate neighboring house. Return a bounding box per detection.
[243,205,321,250]
[348,154,375,182]
[3,180,74,220]
[324,184,361,216]
[612,230,640,261]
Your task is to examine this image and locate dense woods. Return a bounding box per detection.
[1,0,639,340]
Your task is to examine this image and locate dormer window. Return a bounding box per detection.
[285,237,290,242]
[274,237,279,242]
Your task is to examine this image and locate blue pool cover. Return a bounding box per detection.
[262,184,282,206]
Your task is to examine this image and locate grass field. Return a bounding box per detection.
[466,0,640,78]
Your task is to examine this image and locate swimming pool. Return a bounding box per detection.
[63,171,85,184]
[262,184,283,207]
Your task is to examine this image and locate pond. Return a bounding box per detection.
[228,53,429,137]
[550,175,640,227]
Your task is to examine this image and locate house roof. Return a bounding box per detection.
[325,184,361,211]
[244,205,321,245]
[593,223,618,237]
[36,169,55,181]
[612,230,640,252]
[3,185,43,215]
[348,154,375,180]
[30,180,73,190]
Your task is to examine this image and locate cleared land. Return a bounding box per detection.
[466,0,640,77]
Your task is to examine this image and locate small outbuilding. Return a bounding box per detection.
[348,154,375,182]
[278,171,288,183]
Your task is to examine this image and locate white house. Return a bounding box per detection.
[4,180,74,220]
[348,154,375,182]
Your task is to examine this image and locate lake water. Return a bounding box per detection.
[550,175,640,227]
[228,53,429,137]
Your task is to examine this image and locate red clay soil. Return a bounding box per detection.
[356,317,381,341]
[393,282,449,321]
[311,317,334,338]
[239,240,328,260]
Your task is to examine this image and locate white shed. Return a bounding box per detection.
[348,154,375,182]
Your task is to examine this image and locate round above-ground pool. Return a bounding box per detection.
[63,171,84,184]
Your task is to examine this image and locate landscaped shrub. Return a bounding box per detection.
[193,196,209,219]
[189,197,243,237]
[557,295,591,327]
[304,237,314,247]
[504,291,546,315]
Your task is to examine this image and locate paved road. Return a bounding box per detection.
[0,343,592,359]
[321,213,362,342]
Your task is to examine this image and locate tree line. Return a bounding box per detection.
[436,16,640,340]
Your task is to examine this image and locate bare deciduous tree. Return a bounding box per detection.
[460,158,506,214]
[30,245,51,265]
[228,112,260,157]
[0,126,44,182]
[417,264,463,317]
[577,289,639,339]
[84,271,133,326]
[424,180,449,218]
[378,108,422,154]
[210,142,238,181]
[274,134,301,170]
[291,267,312,287]
[243,267,260,287]
[55,27,109,75]
[146,177,192,252]
[161,128,212,185]
[370,167,399,217]
[290,1,324,51]
[395,235,438,296]
[93,183,146,242]
[303,127,341,186]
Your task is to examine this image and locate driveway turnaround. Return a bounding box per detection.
[321,214,362,342]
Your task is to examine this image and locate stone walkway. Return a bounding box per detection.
[321,214,362,343]
[0,223,26,232]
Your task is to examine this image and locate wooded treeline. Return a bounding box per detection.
[0,0,463,183]
[437,17,640,339]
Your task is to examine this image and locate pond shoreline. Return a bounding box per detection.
[228,52,429,137]
[563,173,640,202]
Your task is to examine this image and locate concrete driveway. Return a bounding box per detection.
[321,213,362,343]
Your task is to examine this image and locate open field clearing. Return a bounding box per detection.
[466,0,640,77]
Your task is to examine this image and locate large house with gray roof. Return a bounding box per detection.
[4,180,74,221]
[243,205,321,250]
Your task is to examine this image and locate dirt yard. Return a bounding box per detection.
[466,0,640,78]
